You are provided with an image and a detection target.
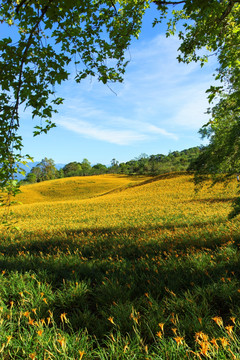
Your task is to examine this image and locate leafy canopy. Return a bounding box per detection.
[0,0,239,213]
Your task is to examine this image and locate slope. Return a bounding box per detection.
[16,174,151,205]
[9,173,238,233]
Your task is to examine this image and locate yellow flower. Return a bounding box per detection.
[225,325,233,335]
[200,341,210,356]
[195,331,208,342]
[40,318,46,326]
[210,338,219,349]
[158,323,164,332]
[6,336,12,346]
[156,331,162,338]
[174,336,184,345]
[29,353,36,360]
[212,316,223,326]
[110,333,115,342]
[219,337,229,348]
[60,312,67,323]
[79,350,85,360]
[108,316,115,325]
[28,317,35,326]
[57,337,66,349]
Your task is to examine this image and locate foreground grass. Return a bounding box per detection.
[0,174,240,359]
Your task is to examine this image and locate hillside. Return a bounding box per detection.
[11,173,238,233]
[16,174,151,205]
[1,173,240,359]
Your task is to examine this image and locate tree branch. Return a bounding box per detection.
[218,0,239,22]
[15,0,31,14]
[153,0,186,5]
[10,1,52,133]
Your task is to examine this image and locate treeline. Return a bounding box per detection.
[112,147,201,175]
[22,147,202,184]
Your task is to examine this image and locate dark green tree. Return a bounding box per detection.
[63,162,83,177]
[92,163,108,175]
[81,159,92,176]
[24,172,37,184]
[29,166,42,183]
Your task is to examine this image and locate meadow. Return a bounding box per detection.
[0,173,240,359]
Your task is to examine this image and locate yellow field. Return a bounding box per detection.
[1,173,240,359]
[15,174,151,204]
[4,173,239,235]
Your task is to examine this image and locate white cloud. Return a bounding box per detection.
[56,117,147,145]
[56,113,177,145]
[53,32,217,147]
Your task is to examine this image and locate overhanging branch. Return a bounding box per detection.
[153,0,186,5]
[218,0,239,22]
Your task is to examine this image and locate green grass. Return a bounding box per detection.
[0,225,240,359]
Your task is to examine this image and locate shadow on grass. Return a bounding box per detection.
[0,219,240,342]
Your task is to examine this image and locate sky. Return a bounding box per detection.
[17,4,217,166]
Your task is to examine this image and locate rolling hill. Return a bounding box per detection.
[0,173,240,359]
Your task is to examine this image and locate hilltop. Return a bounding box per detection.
[16,174,151,205]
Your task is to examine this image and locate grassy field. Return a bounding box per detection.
[0,173,240,359]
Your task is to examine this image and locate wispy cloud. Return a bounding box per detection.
[56,117,147,145]
[54,33,216,148]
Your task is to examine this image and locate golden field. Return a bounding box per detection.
[1,173,240,359]
[7,173,239,234]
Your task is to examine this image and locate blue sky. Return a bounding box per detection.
[18,5,217,166]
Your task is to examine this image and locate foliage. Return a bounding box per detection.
[0,174,239,357]
[115,147,201,175]
[20,147,201,183]
[0,0,150,193]
[92,163,108,175]
[155,0,240,215]
[22,157,57,183]
[62,161,83,178]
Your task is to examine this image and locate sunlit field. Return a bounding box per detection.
[0,173,240,359]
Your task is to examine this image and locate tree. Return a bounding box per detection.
[29,165,42,183]
[0,0,148,198]
[29,157,57,182]
[63,162,83,177]
[92,163,108,175]
[24,172,37,184]
[0,0,239,214]
[81,158,92,176]
[154,0,240,216]
[56,168,64,179]
[110,158,119,173]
